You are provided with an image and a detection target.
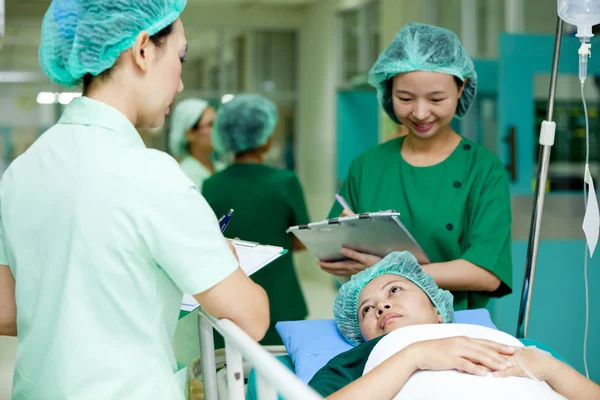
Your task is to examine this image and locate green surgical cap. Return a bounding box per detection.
[169,98,210,158]
[333,251,455,346]
[212,94,278,154]
[39,0,187,89]
[368,22,477,123]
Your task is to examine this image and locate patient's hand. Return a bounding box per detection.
[493,346,600,399]
[405,336,516,376]
[318,248,382,276]
[493,346,553,381]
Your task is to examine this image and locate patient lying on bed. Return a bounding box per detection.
[308,252,600,400]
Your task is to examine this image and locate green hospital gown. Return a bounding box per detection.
[329,137,513,311]
[203,163,310,347]
[309,336,384,397]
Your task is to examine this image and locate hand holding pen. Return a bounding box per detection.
[318,194,380,276]
[219,209,234,233]
[335,194,356,217]
[219,209,239,261]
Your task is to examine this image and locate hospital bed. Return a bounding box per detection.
[192,307,563,400]
[194,307,323,400]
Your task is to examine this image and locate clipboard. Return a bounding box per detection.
[286,211,429,264]
[179,239,287,318]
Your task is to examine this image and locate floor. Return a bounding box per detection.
[0,252,337,399]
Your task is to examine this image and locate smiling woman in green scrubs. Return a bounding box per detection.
[0,1,270,399]
[320,23,513,312]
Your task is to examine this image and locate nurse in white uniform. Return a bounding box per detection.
[169,98,223,192]
[0,1,269,399]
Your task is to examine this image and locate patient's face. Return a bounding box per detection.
[358,274,442,341]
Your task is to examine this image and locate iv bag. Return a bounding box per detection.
[558,0,600,38]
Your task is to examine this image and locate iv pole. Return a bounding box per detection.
[515,16,564,339]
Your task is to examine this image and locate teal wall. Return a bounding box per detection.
[336,90,380,185]
[489,240,599,382]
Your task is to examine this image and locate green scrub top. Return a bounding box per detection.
[0,97,238,400]
[308,335,566,397]
[329,137,513,311]
[203,163,309,344]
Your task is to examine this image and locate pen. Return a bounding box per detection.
[335,194,351,211]
[219,209,234,233]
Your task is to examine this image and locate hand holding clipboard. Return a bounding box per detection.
[318,195,381,275]
[293,197,429,276]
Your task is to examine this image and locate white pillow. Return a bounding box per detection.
[363,324,565,400]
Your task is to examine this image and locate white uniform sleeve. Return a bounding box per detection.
[136,151,238,296]
[0,231,9,265]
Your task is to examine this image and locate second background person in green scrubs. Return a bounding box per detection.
[203,94,310,347]
[169,98,223,192]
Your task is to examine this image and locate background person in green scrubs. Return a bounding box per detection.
[0,2,269,399]
[203,94,310,347]
[320,23,512,312]
[169,98,222,192]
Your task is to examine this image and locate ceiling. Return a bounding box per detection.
[0,0,318,84]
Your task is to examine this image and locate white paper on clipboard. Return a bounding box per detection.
[286,211,429,264]
[180,240,286,313]
[230,239,286,276]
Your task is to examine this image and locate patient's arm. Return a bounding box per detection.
[421,259,501,292]
[327,337,515,400]
[326,344,415,400]
[545,359,600,399]
[494,347,600,399]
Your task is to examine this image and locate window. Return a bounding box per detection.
[337,0,380,88]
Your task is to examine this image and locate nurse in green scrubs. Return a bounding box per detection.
[169,98,223,192]
[203,94,310,347]
[320,23,513,311]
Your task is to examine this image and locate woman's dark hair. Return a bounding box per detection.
[384,75,464,93]
[82,23,174,93]
[191,108,209,131]
[234,148,261,160]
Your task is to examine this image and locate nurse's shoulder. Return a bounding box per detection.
[461,139,508,182]
[129,147,195,192]
[346,137,404,176]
